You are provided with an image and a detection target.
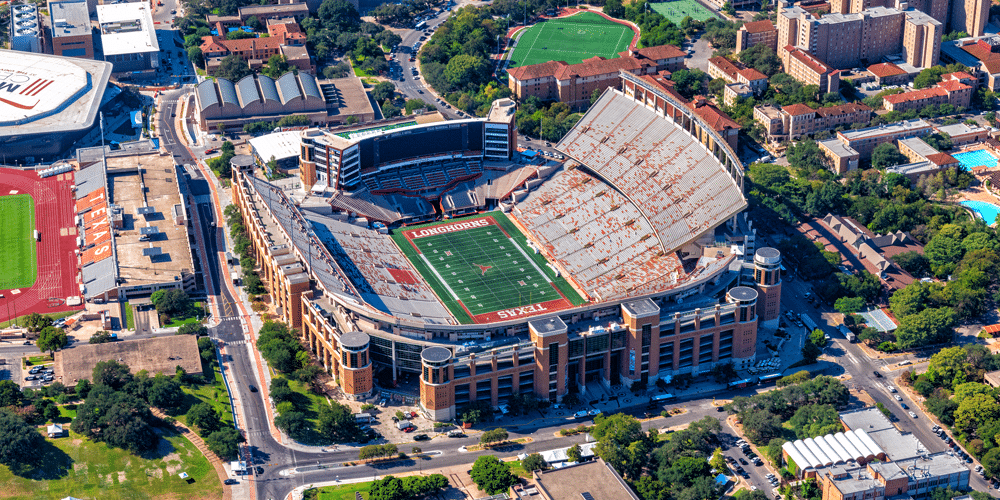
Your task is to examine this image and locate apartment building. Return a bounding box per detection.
[950,0,990,37]
[945,36,1000,91]
[707,56,769,96]
[778,4,940,70]
[724,82,754,106]
[736,20,779,53]
[828,0,891,14]
[819,118,933,173]
[881,79,972,111]
[889,136,961,181]
[903,9,943,67]
[506,45,686,110]
[783,46,841,93]
[754,102,872,140]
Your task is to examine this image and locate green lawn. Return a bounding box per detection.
[0,429,223,500]
[307,481,373,500]
[390,212,584,324]
[508,12,633,68]
[124,302,135,330]
[0,311,76,329]
[283,378,330,446]
[163,302,205,328]
[174,366,234,429]
[0,194,37,290]
[650,0,718,24]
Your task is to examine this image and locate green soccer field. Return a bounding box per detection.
[0,194,37,290]
[392,213,584,324]
[508,11,634,69]
[650,0,719,25]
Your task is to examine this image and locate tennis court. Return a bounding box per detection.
[0,194,37,290]
[392,213,583,324]
[650,0,718,24]
[508,11,634,68]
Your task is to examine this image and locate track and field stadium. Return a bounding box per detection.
[234,84,783,420]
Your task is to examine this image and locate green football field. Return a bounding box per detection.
[650,0,719,24]
[0,194,37,290]
[508,11,634,68]
[392,213,584,324]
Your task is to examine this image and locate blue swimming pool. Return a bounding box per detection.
[961,200,1000,225]
[952,149,1000,170]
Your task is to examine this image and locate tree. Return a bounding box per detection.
[810,329,828,348]
[369,476,405,500]
[0,410,44,474]
[893,251,930,277]
[666,456,711,488]
[480,427,508,445]
[323,62,351,79]
[444,54,489,90]
[522,453,546,472]
[92,360,134,390]
[741,408,782,443]
[381,101,401,118]
[835,297,865,314]
[21,312,52,333]
[801,341,822,364]
[789,404,840,438]
[146,374,184,409]
[150,289,191,316]
[75,379,92,399]
[954,392,1000,434]
[603,0,625,17]
[722,1,737,16]
[71,385,158,454]
[216,54,252,82]
[786,140,829,177]
[262,54,292,79]
[566,443,583,463]
[738,44,782,77]
[317,400,362,442]
[205,427,244,459]
[186,402,222,434]
[0,381,21,408]
[895,307,956,349]
[983,447,1000,480]
[404,98,431,114]
[89,330,114,344]
[226,30,255,40]
[275,411,310,440]
[471,455,517,495]
[36,326,67,355]
[710,447,728,472]
[178,323,208,336]
[187,46,204,66]
[670,69,708,99]
[871,143,907,169]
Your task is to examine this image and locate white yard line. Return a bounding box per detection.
[419,253,461,301]
[508,237,553,283]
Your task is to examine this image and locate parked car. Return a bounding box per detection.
[223,479,238,485]
[248,385,257,392]
[739,458,748,466]
[894,395,903,401]
[414,434,429,441]
[908,411,918,418]
[379,398,388,407]
[901,403,908,409]
[447,430,466,438]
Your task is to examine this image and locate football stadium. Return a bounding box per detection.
[234,75,784,420]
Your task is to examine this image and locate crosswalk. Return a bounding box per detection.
[218,316,240,322]
[224,340,249,346]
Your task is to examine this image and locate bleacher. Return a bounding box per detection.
[513,168,693,301]
[308,214,453,324]
[557,90,747,252]
[364,160,482,196]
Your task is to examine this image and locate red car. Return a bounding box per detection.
[403,426,415,433]
[205,148,217,154]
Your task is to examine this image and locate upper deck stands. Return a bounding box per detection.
[557,90,746,252]
[514,167,701,301]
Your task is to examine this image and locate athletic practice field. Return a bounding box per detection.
[392,213,584,324]
[508,11,634,68]
[651,0,718,24]
[0,194,37,290]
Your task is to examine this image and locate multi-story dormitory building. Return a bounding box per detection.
[230,92,781,421]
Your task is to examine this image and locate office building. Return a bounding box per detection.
[97,3,160,77]
[736,20,779,53]
[48,0,94,59]
[506,45,686,110]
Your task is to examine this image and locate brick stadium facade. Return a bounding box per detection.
[230,95,782,419]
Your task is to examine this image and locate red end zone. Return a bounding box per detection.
[401,216,508,250]
[462,297,573,324]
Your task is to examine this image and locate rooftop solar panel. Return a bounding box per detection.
[137,206,155,215]
[140,226,160,234]
[142,247,162,256]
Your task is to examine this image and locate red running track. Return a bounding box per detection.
[0,168,83,324]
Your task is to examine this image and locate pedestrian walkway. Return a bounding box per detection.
[150,407,235,500]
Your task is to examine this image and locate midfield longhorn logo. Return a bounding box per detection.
[0,72,53,110]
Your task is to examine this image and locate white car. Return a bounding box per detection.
[894,395,903,401]
[908,411,918,418]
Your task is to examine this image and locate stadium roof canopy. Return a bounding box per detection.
[0,49,111,135]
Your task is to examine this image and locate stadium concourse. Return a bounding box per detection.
[0,167,83,323]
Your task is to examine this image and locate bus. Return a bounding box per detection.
[415,20,427,30]
[728,378,757,389]
[758,373,783,385]
[650,393,676,403]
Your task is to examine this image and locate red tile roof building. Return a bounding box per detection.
[706,56,769,96]
[867,63,910,86]
[882,80,972,112]
[736,20,779,53]
[199,19,312,75]
[782,46,840,93]
[506,46,686,110]
[753,102,872,141]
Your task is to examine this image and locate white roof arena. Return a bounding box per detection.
[0,49,112,135]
